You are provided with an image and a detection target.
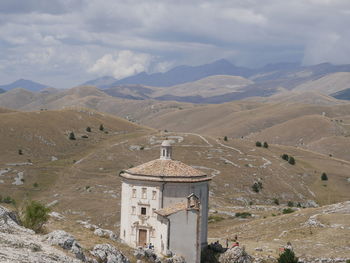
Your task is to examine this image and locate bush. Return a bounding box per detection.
[235,212,252,218]
[287,201,294,207]
[273,198,280,205]
[321,172,328,181]
[18,149,23,155]
[288,156,295,165]
[255,141,262,147]
[33,182,39,188]
[278,249,298,263]
[86,126,91,132]
[282,208,294,214]
[224,136,228,141]
[1,196,15,204]
[99,124,104,131]
[69,132,76,140]
[21,201,50,233]
[281,154,289,161]
[263,142,268,148]
[208,215,225,223]
[252,182,263,193]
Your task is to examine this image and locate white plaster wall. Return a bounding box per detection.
[163,182,209,247]
[168,210,200,263]
[120,180,163,248]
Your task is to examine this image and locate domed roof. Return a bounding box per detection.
[120,159,210,182]
[161,140,172,147]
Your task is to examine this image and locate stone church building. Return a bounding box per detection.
[119,140,212,263]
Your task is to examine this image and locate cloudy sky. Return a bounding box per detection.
[1,0,350,88]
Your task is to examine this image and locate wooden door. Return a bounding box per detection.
[138,229,147,247]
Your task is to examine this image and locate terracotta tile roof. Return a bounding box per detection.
[125,159,206,178]
[155,202,194,217]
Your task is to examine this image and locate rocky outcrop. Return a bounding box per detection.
[44,230,86,261]
[0,206,81,263]
[90,244,130,263]
[134,248,186,263]
[219,246,254,263]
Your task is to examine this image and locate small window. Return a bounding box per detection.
[132,206,136,215]
[142,188,147,199]
[152,191,157,200]
[141,207,147,215]
[132,189,136,198]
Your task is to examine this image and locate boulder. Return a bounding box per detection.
[90,244,130,263]
[44,230,85,261]
[219,246,254,263]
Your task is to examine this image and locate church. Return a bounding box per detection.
[119,140,212,263]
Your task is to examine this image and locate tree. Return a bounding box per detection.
[321,172,328,181]
[287,201,294,207]
[86,126,91,132]
[18,149,23,155]
[21,201,50,233]
[252,182,263,193]
[99,124,104,131]
[288,156,295,165]
[278,249,298,263]
[255,141,262,147]
[224,136,228,141]
[69,132,76,140]
[273,198,280,205]
[263,142,269,148]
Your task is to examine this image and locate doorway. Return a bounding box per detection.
[138,229,147,247]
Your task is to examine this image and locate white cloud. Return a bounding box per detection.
[88,50,153,79]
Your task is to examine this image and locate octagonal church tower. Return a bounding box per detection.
[119,140,212,263]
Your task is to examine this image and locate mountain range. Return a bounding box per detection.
[2,60,350,103]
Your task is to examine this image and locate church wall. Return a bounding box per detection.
[168,209,200,263]
[163,182,209,247]
[120,179,163,250]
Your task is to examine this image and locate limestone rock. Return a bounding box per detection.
[0,206,81,263]
[219,246,254,263]
[90,243,130,263]
[44,230,85,261]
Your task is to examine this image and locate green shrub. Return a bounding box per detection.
[33,183,39,188]
[99,124,104,131]
[2,196,15,204]
[21,201,50,233]
[288,156,295,165]
[273,198,280,205]
[287,201,294,207]
[208,215,225,223]
[278,249,298,263]
[69,132,76,140]
[263,142,268,148]
[282,208,294,214]
[281,154,289,161]
[18,149,23,155]
[252,181,263,193]
[224,136,228,141]
[255,141,262,147]
[235,212,252,218]
[86,126,91,132]
[321,172,328,181]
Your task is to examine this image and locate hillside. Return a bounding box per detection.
[0,108,349,260]
[152,75,253,98]
[294,72,350,94]
[247,90,347,105]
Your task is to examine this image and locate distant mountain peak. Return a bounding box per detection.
[0,79,52,92]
